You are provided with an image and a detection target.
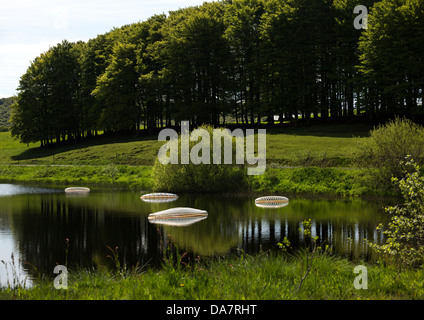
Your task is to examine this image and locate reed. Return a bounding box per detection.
[2,249,424,300]
[0,253,31,289]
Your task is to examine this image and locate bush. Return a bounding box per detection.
[151,124,249,193]
[249,166,367,195]
[350,117,424,189]
[369,157,424,268]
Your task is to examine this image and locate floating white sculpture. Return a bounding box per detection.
[140,193,179,203]
[148,207,208,227]
[65,187,90,193]
[255,196,289,208]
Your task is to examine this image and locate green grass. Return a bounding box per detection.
[0,132,163,166]
[0,163,384,195]
[2,251,424,300]
[0,132,39,164]
[265,123,371,166]
[0,123,372,166]
[0,164,153,190]
[0,123,383,195]
[249,166,381,196]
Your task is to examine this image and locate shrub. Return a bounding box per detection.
[369,157,424,268]
[350,117,424,189]
[151,124,249,193]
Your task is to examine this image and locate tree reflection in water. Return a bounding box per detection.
[0,185,391,283]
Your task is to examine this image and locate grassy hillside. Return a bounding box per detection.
[0,122,372,166]
[0,123,380,195]
[0,133,163,166]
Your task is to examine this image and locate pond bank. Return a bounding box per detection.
[1,251,423,300]
[0,169,413,301]
[0,164,394,197]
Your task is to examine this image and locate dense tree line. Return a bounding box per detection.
[10,0,424,146]
[0,97,14,130]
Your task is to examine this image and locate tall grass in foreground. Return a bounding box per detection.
[0,253,32,289]
[2,251,424,300]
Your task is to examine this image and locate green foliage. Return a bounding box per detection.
[3,252,424,300]
[350,117,424,189]
[369,157,424,268]
[358,0,424,117]
[0,164,153,190]
[12,0,424,147]
[162,2,231,125]
[296,219,320,293]
[151,124,249,193]
[277,237,291,253]
[278,218,331,293]
[10,40,81,146]
[250,166,371,196]
[92,42,141,133]
[103,163,119,184]
[0,97,13,129]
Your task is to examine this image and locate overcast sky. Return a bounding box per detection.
[0,0,207,98]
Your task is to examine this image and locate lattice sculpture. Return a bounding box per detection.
[65,187,90,193]
[255,196,289,208]
[148,207,208,227]
[140,193,179,203]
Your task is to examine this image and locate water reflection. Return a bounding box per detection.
[0,184,60,197]
[0,184,392,286]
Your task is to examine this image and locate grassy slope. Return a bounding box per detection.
[265,123,371,166]
[0,123,371,166]
[0,123,378,195]
[0,133,162,166]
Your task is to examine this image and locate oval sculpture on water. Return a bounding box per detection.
[148,207,208,227]
[65,187,90,193]
[255,196,289,208]
[141,193,179,203]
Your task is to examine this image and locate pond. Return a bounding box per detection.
[0,183,393,287]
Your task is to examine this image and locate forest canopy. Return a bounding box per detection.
[10,0,424,146]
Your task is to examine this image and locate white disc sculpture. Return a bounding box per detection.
[148,207,208,227]
[65,187,90,193]
[255,196,289,208]
[141,193,179,203]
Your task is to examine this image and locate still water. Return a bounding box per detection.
[0,183,392,287]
